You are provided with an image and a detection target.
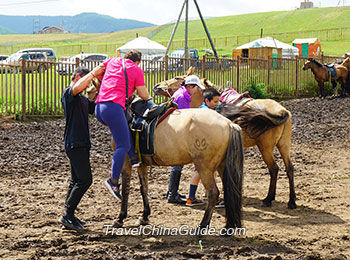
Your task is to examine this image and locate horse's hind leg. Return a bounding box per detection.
[276,120,296,209]
[136,165,150,225]
[197,167,219,229]
[257,142,279,207]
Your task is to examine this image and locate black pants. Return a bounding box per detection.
[65,147,92,216]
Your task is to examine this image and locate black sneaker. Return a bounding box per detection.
[167,194,186,205]
[60,215,84,231]
[166,191,186,199]
[104,178,123,201]
[75,216,85,227]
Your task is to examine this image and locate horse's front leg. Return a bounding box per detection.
[319,82,325,98]
[113,164,132,228]
[136,165,151,226]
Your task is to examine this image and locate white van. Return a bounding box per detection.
[16,48,56,61]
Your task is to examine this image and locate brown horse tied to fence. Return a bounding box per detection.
[153,68,296,209]
[302,58,349,98]
[87,80,244,232]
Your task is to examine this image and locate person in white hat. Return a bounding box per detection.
[166,74,205,204]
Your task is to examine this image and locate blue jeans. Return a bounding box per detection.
[95,101,136,180]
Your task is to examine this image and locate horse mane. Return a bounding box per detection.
[308,58,323,68]
[201,78,224,92]
[217,103,291,139]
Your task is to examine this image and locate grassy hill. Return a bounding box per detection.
[0,7,349,56]
[0,13,154,34]
[150,7,350,41]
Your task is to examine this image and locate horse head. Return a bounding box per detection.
[302,59,312,70]
[341,57,350,69]
[86,78,101,101]
[152,67,196,97]
[152,67,220,97]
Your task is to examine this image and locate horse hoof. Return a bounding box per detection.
[135,217,149,226]
[112,220,123,228]
[288,202,297,209]
[262,199,272,207]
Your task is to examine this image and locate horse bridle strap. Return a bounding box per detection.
[122,59,129,109]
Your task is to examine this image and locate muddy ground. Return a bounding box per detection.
[0,97,350,260]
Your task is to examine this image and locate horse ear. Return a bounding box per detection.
[91,78,101,91]
[186,67,195,76]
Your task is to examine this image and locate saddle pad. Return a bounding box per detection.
[324,66,337,79]
[220,87,251,105]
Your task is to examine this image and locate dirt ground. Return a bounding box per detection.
[1,97,350,260]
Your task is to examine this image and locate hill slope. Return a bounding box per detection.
[0,12,155,34]
[150,7,350,41]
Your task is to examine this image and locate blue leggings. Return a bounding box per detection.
[95,101,136,180]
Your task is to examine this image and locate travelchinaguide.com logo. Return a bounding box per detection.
[104,224,246,236]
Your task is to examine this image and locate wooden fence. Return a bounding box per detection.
[0,55,343,119]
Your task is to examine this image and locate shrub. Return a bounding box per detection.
[247,83,268,99]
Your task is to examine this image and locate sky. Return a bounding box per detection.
[0,0,347,25]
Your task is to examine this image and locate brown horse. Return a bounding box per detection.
[87,82,244,231]
[341,57,350,69]
[302,58,349,98]
[153,71,296,209]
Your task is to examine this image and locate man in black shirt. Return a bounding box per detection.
[60,65,104,231]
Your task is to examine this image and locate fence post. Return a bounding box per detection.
[202,55,206,78]
[75,58,80,69]
[21,59,26,120]
[236,56,240,93]
[165,55,169,80]
[267,56,270,94]
[295,56,298,97]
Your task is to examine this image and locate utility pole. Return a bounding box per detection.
[166,0,218,59]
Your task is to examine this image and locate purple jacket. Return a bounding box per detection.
[172,86,191,109]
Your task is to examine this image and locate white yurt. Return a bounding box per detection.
[236,37,299,58]
[116,37,166,60]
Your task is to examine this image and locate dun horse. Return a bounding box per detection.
[302,58,349,98]
[153,68,296,209]
[87,82,244,231]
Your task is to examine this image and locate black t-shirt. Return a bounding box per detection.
[61,86,95,152]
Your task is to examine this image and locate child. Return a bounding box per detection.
[186,88,224,208]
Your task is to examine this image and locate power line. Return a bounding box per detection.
[0,0,59,7]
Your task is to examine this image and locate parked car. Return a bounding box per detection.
[1,52,48,73]
[16,48,56,62]
[56,53,109,75]
[0,55,9,61]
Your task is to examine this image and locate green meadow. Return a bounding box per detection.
[0,7,350,58]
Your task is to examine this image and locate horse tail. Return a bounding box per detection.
[223,123,244,229]
[219,104,291,139]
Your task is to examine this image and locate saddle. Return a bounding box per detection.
[219,87,252,106]
[127,96,178,157]
[323,64,337,79]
